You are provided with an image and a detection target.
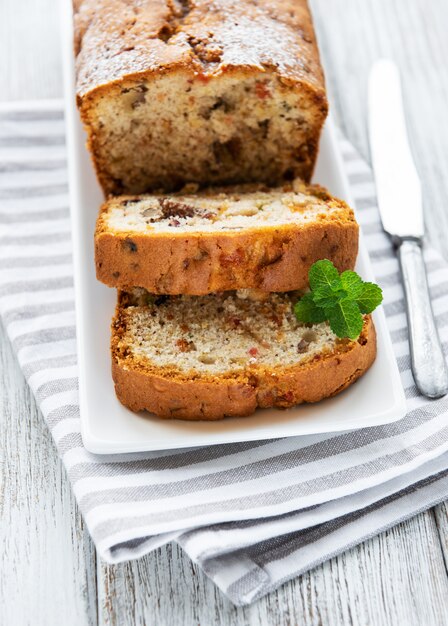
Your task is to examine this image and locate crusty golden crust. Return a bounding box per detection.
[111,314,376,420]
[96,215,358,295]
[95,181,359,294]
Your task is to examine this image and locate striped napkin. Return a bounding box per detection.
[1,99,447,606]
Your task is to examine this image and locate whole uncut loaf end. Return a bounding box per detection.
[74,0,328,195]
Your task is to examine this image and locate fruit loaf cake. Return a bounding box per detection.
[74,0,328,195]
[111,289,376,420]
[96,179,358,294]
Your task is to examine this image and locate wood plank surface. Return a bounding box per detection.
[98,514,448,626]
[0,322,97,626]
[0,0,447,624]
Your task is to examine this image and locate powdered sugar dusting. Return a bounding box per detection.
[74,0,325,97]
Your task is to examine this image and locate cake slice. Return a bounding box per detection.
[96,180,359,295]
[112,289,376,420]
[74,0,327,195]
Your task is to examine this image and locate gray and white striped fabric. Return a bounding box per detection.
[1,99,447,606]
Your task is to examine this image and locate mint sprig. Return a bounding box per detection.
[294,292,327,324]
[294,260,383,339]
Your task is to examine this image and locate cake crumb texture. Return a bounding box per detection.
[111,290,376,419]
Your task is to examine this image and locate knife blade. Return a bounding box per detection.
[368,59,448,399]
[368,59,424,240]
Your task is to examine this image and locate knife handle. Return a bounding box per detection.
[397,238,448,398]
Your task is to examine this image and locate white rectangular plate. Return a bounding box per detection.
[62,4,406,454]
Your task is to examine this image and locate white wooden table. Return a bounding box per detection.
[1,1,448,624]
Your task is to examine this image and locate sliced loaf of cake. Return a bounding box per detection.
[96,180,358,294]
[112,289,376,420]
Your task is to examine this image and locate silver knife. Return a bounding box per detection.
[368,59,448,398]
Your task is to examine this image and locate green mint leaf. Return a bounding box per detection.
[312,281,347,311]
[357,282,383,313]
[308,259,341,291]
[294,260,383,339]
[294,292,327,324]
[327,299,364,339]
[340,270,363,298]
